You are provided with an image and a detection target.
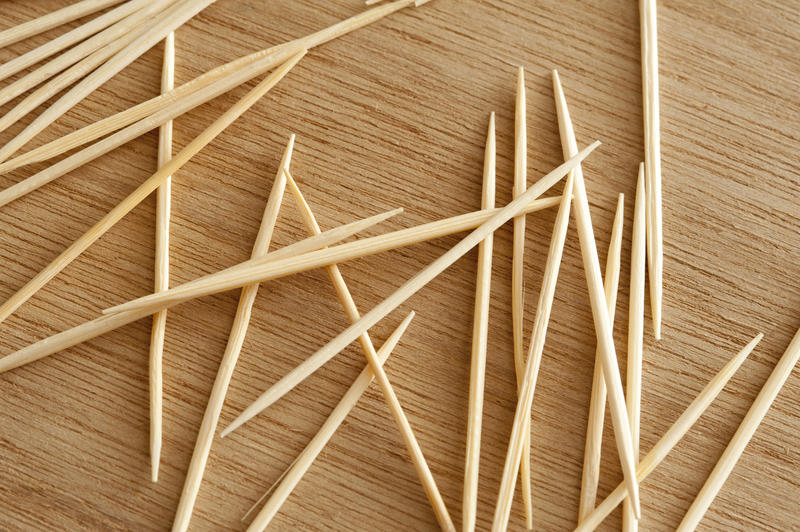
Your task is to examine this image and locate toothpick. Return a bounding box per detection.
[676,327,800,531]
[103,195,563,318]
[574,333,764,531]
[150,30,175,485]
[463,113,495,532]
[0,0,123,49]
[276,168,455,532]
[0,52,304,326]
[0,0,172,115]
[171,135,294,532]
[217,144,599,452]
[0,0,416,172]
[492,152,576,532]
[0,0,217,164]
[245,311,416,532]
[578,192,625,523]
[511,67,534,528]
[622,165,646,532]
[0,202,396,374]
[640,0,662,340]
[552,69,641,519]
[0,0,161,87]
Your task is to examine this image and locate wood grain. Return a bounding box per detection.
[0,1,798,531]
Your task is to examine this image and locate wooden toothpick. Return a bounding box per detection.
[622,165,646,532]
[463,113,495,532]
[0,203,396,374]
[272,168,455,532]
[574,334,764,531]
[578,192,625,523]
[149,30,175,484]
[0,0,123,49]
[676,327,800,531]
[552,69,641,519]
[640,0,663,340]
[171,135,294,532]
[0,52,304,326]
[245,311,416,532]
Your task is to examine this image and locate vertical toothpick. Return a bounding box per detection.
[640,0,663,340]
[170,135,293,532]
[578,192,625,523]
[463,113,495,532]
[552,69,641,519]
[511,67,534,528]
[676,327,800,531]
[150,30,175,484]
[574,333,764,531]
[279,168,456,532]
[623,164,646,531]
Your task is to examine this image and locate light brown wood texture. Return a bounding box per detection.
[0,1,798,531]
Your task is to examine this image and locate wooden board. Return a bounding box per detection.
[0,1,798,530]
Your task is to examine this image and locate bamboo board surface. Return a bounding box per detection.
[0,1,798,530]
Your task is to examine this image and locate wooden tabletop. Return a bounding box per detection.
[0,1,798,530]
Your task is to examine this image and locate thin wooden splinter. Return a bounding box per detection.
[0,52,304,326]
[552,69,641,519]
[150,30,175,484]
[111,146,599,418]
[511,67,534,528]
[463,113,495,532]
[641,0,663,340]
[578,192,625,523]
[171,135,294,532]
[0,205,398,374]
[676,326,800,531]
[574,333,764,531]
[623,164,646,532]
[0,0,123,49]
[274,168,455,532]
[245,311,416,532]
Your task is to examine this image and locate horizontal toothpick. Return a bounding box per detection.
[553,69,640,519]
[0,202,396,374]
[0,0,123,49]
[215,145,598,440]
[676,327,800,531]
[574,333,764,531]
[0,52,304,326]
[245,311,416,532]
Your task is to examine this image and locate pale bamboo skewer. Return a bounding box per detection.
[149,30,175,485]
[0,44,305,209]
[622,165,646,532]
[104,195,563,317]
[511,67,534,528]
[0,0,159,86]
[578,192,625,523]
[0,0,416,168]
[0,52,304,326]
[492,162,576,532]
[0,205,398,374]
[552,69,641,518]
[0,0,172,114]
[574,333,764,532]
[171,135,294,532]
[242,454,302,522]
[0,0,123,49]
[676,326,800,532]
[640,0,663,340]
[246,311,416,532]
[0,0,217,164]
[280,168,455,532]
[463,113,495,532]
[219,144,599,444]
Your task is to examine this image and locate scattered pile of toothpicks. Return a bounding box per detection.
[0,1,797,530]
